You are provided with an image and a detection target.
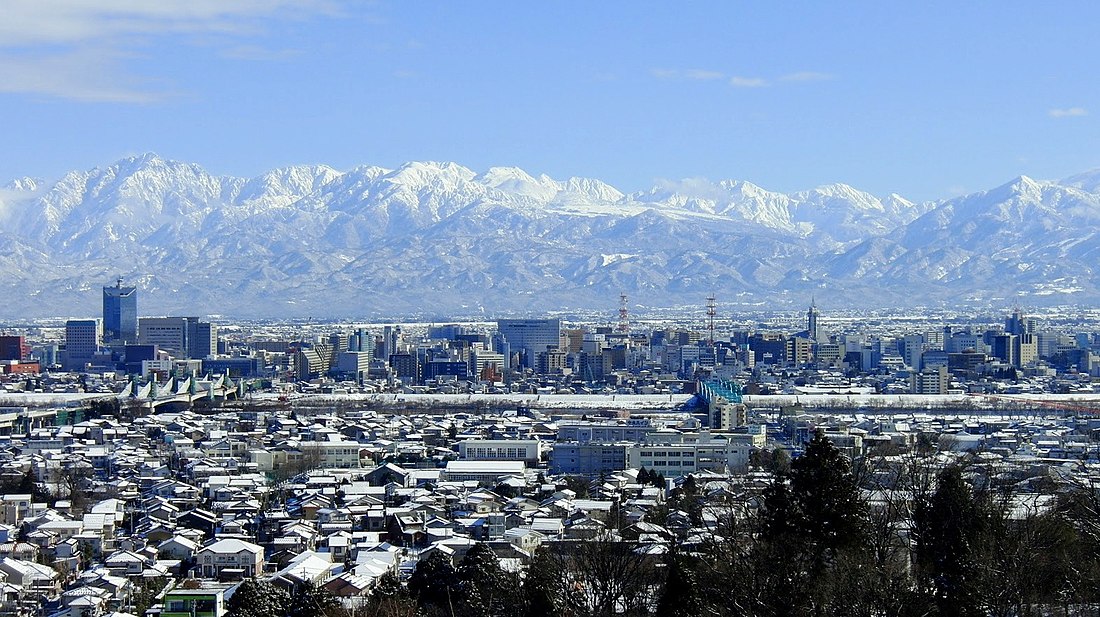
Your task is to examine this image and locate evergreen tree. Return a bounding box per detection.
[789,430,867,568]
[455,543,519,617]
[754,474,812,617]
[759,474,797,542]
[655,553,705,617]
[225,578,291,617]
[287,581,343,617]
[912,465,987,617]
[407,550,459,615]
[522,548,561,617]
[365,571,417,617]
[681,474,698,497]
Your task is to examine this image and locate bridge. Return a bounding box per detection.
[118,373,249,412]
[697,378,747,429]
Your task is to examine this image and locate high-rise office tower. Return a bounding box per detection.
[65,319,102,370]
[807,298,821,342]
[497,318,561,370]
[188,320,218,359]
[138,316,216,359]
[103,278,138,343]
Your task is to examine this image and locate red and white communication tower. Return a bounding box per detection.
[617,292,630,334]
[706,294,717,345]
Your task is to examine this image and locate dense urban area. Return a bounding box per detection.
[1,282,1100,616]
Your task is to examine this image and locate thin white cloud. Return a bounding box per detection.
[220,45,302,61]
[0,50,167,103]
[654,177,725,201]
[0,1,339,102]
[653,68,829,89]
[1049,107,1088,118]
[684,69,724,81]
[780,71,833,82]
[729,76,768,88]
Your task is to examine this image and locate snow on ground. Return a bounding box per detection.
[256,392,694,410]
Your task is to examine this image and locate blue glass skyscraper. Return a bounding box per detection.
[103,278,137,343]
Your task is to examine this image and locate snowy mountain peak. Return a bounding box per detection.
[479,166,538,186]
[561,177,624,202]
[390,160,476,182]
[718,179,770,198]
[982,175,1049,204]
[6,155,1100,317]
[3,177,42,193]
[1061,168,1100,193]
[885,193,914,207]
[1008,175,1043,191]
[795,183,884,211]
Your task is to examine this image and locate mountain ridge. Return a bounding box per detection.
[1,153,1099,318]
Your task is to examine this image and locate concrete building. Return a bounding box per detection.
[140,317,189,356]
[749,333,786,365]
[0,336,30,362]
[299,440,364,468]
[64,319,101,371]
[139,316,216,359]
[627,437,752,477]
[442,460,525,482]
[295,344,333,380]
[202,357,263,377]
[497,318,561,370]
[786,336,813,366]
[458,439,540,465]
[1017,333,1038,367]
[188,320,218,359]
[550,443,628,475]
[335,351,372,380]
[556,421,656,444]
[536,348,568,375]
[992,334,1018,367]
[911,365,950,394]
[898,334,925,370]
[470,347,505,379]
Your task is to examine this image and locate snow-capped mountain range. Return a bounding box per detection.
[1,153,1099,318]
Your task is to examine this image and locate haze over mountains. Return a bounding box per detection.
[1,153,1099,319]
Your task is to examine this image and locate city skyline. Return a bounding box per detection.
[4,4,1100,613]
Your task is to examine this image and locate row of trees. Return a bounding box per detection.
[676,432,1100,617]
[225,579,343,617]
[229,431,1100,616]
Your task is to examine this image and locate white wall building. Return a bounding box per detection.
[458,439,540,464]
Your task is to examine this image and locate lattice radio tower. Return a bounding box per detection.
[617,292,630,334]
[706,294,717,345]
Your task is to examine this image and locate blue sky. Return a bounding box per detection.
[2,1,1098,202]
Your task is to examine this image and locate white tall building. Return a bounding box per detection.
[139,316,217,359]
